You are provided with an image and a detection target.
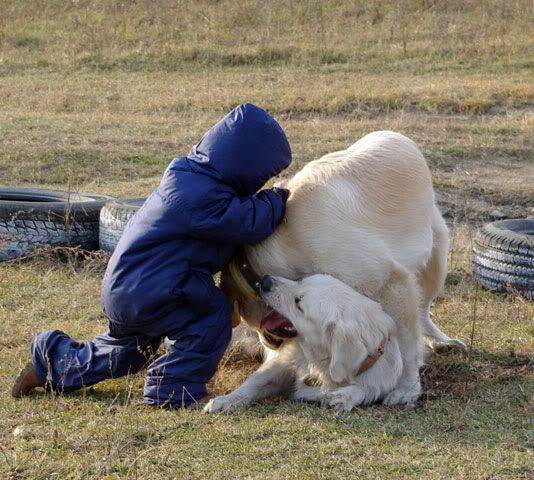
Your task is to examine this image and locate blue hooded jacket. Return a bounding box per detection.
[101,103,291,326]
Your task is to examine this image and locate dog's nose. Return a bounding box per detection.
[261,275,274,293]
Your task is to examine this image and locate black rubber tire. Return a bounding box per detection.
[472,219,534,299]
[0,187,112,261]
[99,198,146,254]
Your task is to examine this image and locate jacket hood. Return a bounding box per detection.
[186,103,291,196]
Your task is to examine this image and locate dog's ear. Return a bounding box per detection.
[328,302,394,383]
[328,323,367,384]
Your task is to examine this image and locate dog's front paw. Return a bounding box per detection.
[203,395,240,413]
[382,381,421,407]
[325,387,363,412]
[290,384,323,403]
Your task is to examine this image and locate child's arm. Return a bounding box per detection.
[189,187,289,245]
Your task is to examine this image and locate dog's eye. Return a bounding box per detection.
[295,296,303,312]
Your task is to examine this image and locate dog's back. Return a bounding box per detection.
[248,131,435,291]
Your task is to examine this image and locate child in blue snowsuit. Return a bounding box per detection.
[14,104,291,407]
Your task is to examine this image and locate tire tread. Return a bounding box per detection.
[98,198,145,254]
[472,219,534,299]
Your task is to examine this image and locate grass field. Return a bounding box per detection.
[1,1,533,478]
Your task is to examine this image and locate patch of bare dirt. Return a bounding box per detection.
[428,140,534,224]
[421,351,533,402]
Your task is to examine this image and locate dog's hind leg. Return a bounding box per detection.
[376,263,423,407]
[418,208,467,354]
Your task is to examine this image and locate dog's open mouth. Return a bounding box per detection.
[260,310,297,338]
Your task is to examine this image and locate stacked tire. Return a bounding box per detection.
[0,187,111,261]
[472,219,534,299]
[99,198,145,254]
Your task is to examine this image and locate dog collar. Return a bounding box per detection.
[228,251,262,303]
[356,335,389,376]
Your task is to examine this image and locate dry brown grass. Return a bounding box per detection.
[1,2,533,220]
[1,1,533,478]
[2,1,533,70]
[1,231,532,478]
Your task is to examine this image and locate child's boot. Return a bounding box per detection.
[12,362,42,397]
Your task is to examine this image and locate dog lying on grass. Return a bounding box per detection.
[261,274,406,409]
[205,274,406,412]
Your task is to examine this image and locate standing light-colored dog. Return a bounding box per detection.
[205,131,465,413]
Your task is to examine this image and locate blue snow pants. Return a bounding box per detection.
[30,298,232,408]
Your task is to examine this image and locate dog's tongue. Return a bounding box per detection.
[261,311,294,332]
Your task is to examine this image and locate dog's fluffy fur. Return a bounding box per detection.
[266,274,405,410]
[205,131,465,413]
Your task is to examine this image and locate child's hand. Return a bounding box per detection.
[274,178,290,189]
